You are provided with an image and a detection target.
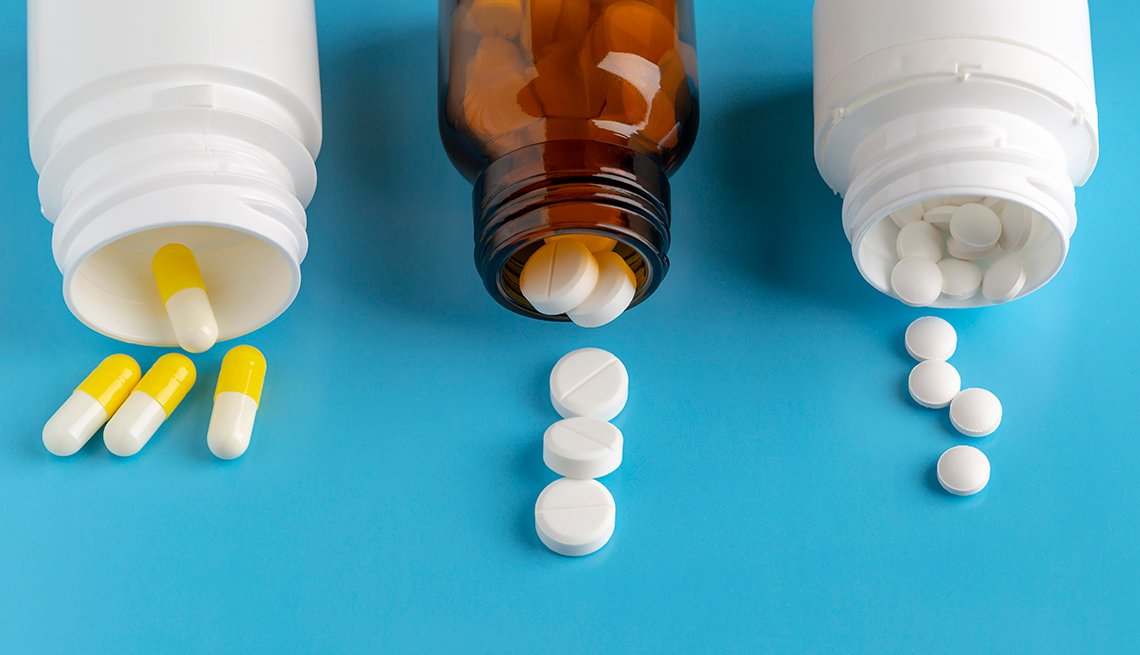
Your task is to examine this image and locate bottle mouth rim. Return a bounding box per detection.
[473,141,672,321]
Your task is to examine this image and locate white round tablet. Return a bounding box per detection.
[519,239,600,316]
[949,388,1002,437]
[982,253,1027,303]
[543,417,623,479]
[998,204,1034,252]
[922,205,957,229]
[945,236,994,261]
[566,251,637,328]
[550,348,628,421]
[949,203,1002,251]
[905,316,957,361]
[896,221,944,260]
[891,256,943,307]
[535,478,616,557]
[936,445,991,496]
[889,202,924,228]
[937,258,983,301]
[908,360,961,409]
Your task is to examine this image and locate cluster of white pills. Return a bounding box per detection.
[904,317,1001,496]
[535,347,628,556]
[519,237,637,328]
[889,198,1034,306]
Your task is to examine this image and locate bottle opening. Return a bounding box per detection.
[64,225,299,346]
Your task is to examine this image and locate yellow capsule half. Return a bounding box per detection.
[104,353,196,457]
[153,243,219,354]
[208,345,267,460]
[43,355,142,456]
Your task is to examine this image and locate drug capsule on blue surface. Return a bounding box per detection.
[207,345,267,460]
[104,353,196,457]
[153,244,219,354]
[43,355,141,456]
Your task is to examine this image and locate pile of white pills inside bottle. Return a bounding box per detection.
[903,317,1001,496]
[888,199,1036,307]
[519,237,637,328]
[535,347,628,556]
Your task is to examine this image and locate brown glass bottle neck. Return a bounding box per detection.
[473,140,671,319]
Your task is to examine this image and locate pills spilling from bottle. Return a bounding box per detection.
[882,196,1036,307]
[152,244,219,354]
[520,235,637,327]
[936,446,991,496]
[550,347,628,421]
[43,355,141,457]
[104,353,196,457]
[901,317,1003,496]
[208,345,267,460]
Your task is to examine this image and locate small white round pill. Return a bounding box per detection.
[998,204,1034,252]
[891,256,943,307]
[937,258,983,301]
[981,253,1027,303]
[937,445,991,496]
[908,360,961,409]
[543,417,623,479]
[896,221,944,260]
[922,205,957,229]
[519,239,600,316]
[946,236,995,261]
[550,348,628,421]
[950,388,1002,437]
[949,203,1003,251]
[535,478,616,557]
[889,202,925,228]
[566,251,636,328]
[905,316,957,361]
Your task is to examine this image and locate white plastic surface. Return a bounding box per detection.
[103,392,167,457]
[165,288,219,354]
[550,348,629,421]
[207,391,259,460]
[534,478,616,557]
[42,391,109,457]
[937,445,991,496]
[27,0,322,345]
[519,240,600,316]
[566,252,637,328]
[905,316,956,361]
[908,360,961,409]
[999,204,1034,252]
[543,417,623,479]
[813,0,1099,307]
[890,257,942,307]
[949,388,1003,438]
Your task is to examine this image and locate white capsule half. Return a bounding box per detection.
[103,393,167,457]
[165,288,219,354]
[207,392,258,460]
[42,391,109,457]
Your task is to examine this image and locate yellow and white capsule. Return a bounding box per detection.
[43,355,141,456]
[104,353,196,457]
[153,243,218,354]
[207,345,267,460]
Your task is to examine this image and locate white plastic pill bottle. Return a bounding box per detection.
[813,0,1099,307]
[28,0,322,344]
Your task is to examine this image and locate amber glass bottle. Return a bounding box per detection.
[440,0,699,319]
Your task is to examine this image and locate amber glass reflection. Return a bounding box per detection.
[439,0,699,318]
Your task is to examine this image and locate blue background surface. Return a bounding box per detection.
[2,1,1137,653]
